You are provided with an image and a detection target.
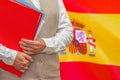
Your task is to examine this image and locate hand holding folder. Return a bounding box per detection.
[0,0,44,77]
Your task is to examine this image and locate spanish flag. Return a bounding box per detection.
[59,0,120,80]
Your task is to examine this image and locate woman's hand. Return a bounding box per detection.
[19,37,46,55]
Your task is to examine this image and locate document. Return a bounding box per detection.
[0,0,44,77]
[16,0,45,39]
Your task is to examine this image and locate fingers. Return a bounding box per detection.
[19,39,39,52]
[19,69,26,73]
[19,39,39,54]
[20,38,39,47]
[23,50,35,55]
[15,61,30,73]
[20,45,39,55]
[24,54,33,62]
[13,52,33,73]
[17,54,32,73]
[13,61,29,73]
[21,38,35,45]
[18,57,31,73]
[20,60,30,72]
[20,44,38,52]
[18,65,28,73]
[19,38,46,55]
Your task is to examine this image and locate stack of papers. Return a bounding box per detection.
[0,0,44,77]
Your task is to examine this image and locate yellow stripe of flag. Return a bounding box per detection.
[59,12,120,66]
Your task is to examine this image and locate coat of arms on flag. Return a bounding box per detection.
[68,20,96,56]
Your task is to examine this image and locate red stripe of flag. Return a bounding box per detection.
[60,62,120,80]
[63,0,120,13]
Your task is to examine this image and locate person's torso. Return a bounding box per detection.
[0,0,60,80]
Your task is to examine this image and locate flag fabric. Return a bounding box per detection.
[59,0,120,80]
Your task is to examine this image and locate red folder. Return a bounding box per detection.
[0,0,43,77]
